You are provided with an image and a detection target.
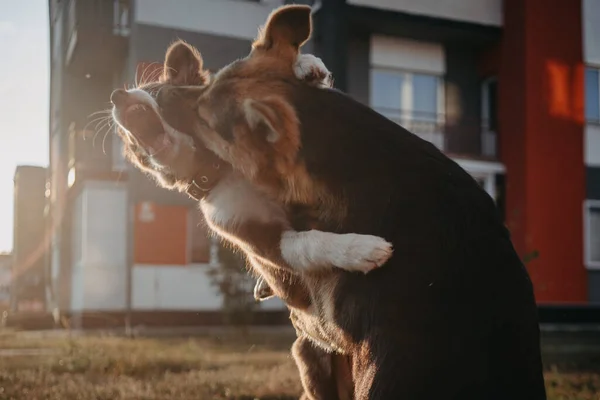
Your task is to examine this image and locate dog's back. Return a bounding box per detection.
[288,83,546,399]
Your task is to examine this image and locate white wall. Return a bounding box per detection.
[583,0,600,65]
[132,264,286,311]
[370,35,445,74]
[70,182,128,311]
[348,0,502,26]
[134,0,284,41]
[586,125,600,167]
[259,296,286,310]
[132,265,222,310]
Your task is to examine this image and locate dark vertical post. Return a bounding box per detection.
[316,0,348,91]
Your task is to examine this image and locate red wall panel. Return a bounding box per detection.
[500,0,586,302]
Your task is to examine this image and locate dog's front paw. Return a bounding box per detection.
[334,234,393,274]
[294,54,333,88]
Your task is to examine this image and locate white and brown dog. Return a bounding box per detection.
[112,5,547,399]
[127,6,547,400]
[110,44,392,311]
[111,38,367,400]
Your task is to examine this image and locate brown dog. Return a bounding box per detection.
[110,36,377,399]
[110,44,393,309]
[150,5,547,400]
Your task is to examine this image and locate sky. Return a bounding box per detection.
[0,0,49,252]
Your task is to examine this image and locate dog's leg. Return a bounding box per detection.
[206,210,393,276]
[292,336,340,400]
[280,230,393,274]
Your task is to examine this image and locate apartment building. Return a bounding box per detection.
[47,0,600,326]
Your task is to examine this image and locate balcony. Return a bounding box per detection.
[64,0,130,78]
[372,108,498,161]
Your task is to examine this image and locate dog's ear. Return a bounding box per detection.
[243,98,285,143]
[242,97,299,145]
[253,5,312,52]
[163,40,209,85]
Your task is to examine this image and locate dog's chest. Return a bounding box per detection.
[201,175,287,228]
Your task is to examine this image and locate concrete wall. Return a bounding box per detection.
[70,182,128,311]
[134,0,284,41]
[347,0,502,26]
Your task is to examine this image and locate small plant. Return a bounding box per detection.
[523,249,540,265]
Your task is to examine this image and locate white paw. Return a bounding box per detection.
[293,54,333,88]
[333,234,393,274]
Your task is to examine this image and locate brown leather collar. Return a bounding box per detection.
[185,144,231,200]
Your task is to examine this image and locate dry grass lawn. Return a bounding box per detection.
[0,329,598,400]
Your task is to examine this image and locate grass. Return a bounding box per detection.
[0,330,598,400]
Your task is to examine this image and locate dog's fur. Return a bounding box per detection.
[111,44,393,310]
[110,37,385,398]
[150,5,547,400]
[113,42,364,400]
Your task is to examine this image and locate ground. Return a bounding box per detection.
[0,329,598,400]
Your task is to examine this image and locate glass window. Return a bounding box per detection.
[585,68,600,123]
[412,73,438,123]
[370,68,440,123]
[370,70,403,112]
[587,204,600,266]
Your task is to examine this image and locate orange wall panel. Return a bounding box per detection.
[134,203,188,265]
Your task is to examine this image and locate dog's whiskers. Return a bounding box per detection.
[102,121,115,154]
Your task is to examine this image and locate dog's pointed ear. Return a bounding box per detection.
[242,97,300,146]
[241,97,301,172]
[243,99,285,143]
[163,40,209,85]
[253,5,312,52]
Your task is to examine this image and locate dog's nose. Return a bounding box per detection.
[110,89,128,106]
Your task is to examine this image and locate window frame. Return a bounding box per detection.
[585,66,600,125]
[481,76,498,157]
[584,200,600,269]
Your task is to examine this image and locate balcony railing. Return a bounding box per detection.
[372,107,498,160]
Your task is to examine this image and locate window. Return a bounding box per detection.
[188,210,212,264]
[585,201,600,268]
[370,68,444,149]
[586,67,600,124]
[113,0,131,36]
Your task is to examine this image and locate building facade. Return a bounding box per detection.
[584,0,600,302]
[0,254,12,311]
[12,166,48,312]
[47,0,600,324]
